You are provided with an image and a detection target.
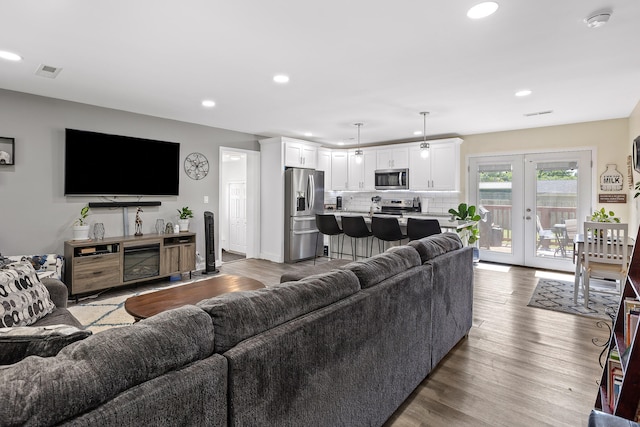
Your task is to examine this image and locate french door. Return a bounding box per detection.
[469,150,592,272]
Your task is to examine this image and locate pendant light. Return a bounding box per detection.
[420,112,430,159]
[354,122,364,164]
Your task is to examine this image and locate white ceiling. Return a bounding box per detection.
[1,0,639,147]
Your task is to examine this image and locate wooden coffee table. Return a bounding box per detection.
[124,274,264,321]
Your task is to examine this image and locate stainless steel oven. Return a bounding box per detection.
[375,169,409,190]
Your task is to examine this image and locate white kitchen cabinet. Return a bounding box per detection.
[331,151,348,190]
[409,138,462,191]
[347,149,376,190]
[284,138,318,169]
[376,146,409,169]
[317,148,332,190]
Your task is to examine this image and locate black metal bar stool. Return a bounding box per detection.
[314,214,344,264]
[341,216,373,260]
[371,216,408,254]
[406,218,442,241]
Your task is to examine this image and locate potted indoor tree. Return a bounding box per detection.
[177,206,194,232]
[448,203,482,258]
[73,204,90,240]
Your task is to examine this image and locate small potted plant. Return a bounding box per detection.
[73,205,90,240]
[177,207,194,232]
[448,203,482,246]
[590,207,620,223]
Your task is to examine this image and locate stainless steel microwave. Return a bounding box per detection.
[375,168,409,190]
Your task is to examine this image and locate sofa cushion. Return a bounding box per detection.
[0,324,91,365]
[0,305,214,427]
[198,269,361,353]
[0,261,55,327]
[279,258,351,283]
[343,245,421,289]
[407,232,463,264]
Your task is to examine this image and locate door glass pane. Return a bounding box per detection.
[478,164,513,255]
[534,161,578,260]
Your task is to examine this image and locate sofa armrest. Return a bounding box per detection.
[42,278,69,308]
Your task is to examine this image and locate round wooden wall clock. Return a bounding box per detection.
[184,152,209,180]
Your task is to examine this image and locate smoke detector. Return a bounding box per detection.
[584,10,612,28]
[35,64,62,79]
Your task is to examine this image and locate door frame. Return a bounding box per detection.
[467,146,596,272]
[219,147,260,265]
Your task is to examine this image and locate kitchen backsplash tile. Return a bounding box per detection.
[325,191,460,215]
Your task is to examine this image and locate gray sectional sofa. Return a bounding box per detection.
[0,233,474,427]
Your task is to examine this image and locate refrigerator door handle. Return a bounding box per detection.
[308,174,314,211]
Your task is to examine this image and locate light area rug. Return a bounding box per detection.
[67,273,224,334]
[527,277,619,321]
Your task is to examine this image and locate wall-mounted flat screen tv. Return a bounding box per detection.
[64,128,180,196]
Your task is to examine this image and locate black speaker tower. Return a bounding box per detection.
[203,211,219,274]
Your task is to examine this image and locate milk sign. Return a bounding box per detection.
[600,164,623,191]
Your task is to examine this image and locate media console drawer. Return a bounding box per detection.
[72,253,121,294]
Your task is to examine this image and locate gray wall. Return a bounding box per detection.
[0,89,260,259]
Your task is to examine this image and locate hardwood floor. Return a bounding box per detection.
[219,258,609,427]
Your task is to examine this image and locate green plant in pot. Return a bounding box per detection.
[590,207,620,223]
[73,205,91,240]
[589,207,621,239]
[448,203,482,246]
[177,207,194,232]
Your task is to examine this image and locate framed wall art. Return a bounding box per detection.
[0,137,15,165]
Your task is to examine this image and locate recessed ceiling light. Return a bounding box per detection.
[304,132,313,137]
[467,2,499,19]
[201,100,216,108]
[584,10,612,28]
[273,74,290,84]
[0,50,22,61]
[515,89,532,97]
[414,131,423,135]
[337,142,345,146]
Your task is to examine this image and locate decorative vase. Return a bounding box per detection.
[155,219,165,234]
[93,223,105,240]
[73,225,90,241]
[178,219,189,232]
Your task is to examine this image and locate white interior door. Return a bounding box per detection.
[470,149,592,272]
[228,181,246,254]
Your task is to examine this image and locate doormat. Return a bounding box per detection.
[527,278,619,321]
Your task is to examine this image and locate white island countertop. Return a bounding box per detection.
[324,211,474,231]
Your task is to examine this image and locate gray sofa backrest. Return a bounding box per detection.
[407,232,463,263]
[343,245,421,288]
[0,305,218,427]
[197,269,361,353]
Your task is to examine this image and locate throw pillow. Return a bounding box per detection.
[0,262,56,327]
[0,324,92,365]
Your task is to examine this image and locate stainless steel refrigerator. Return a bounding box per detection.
[284,167,324,263]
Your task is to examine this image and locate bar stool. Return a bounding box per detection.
[407,218,442,241]
[314,214,344,264]
[371,216,408,254]
[341,216,373,260]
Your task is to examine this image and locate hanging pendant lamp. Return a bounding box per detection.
[419,112,430,159]
[354,122,364,164]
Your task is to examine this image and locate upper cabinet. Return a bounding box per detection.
[376,146,409,170]
[317,148,332,190]
[330,151,349,191]
[408,138,462,191]
[283,138,318,169]
[347,149,376,190]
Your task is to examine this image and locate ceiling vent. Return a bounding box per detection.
[35,64,62,79]
[523,110,553,117]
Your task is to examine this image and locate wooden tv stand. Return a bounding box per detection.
[63,232,196,297]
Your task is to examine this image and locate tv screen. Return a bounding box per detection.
[64,129,180,196]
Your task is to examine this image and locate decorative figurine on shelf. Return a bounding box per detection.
[134,207,143,236]
[165,222,174,234]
